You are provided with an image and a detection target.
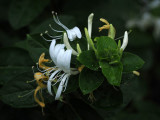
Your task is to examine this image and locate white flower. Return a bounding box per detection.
[47,40,79,100]
[40,12,82,41]
[51,11,82,41]
[121,31,128,51]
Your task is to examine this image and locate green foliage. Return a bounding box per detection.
[0,0,148,119]
[0,72,54,108]
[100,61,123,86]
[0,72,37,108]
[121,52,145,72]
[79,68,104,94]
[26,34,50,63]
[9,0,50,29]
[78,50,99,70]
[0,47,34,85]
[92,84,123,109]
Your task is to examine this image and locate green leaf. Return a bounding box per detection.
[9,0,50,29]
[78,50,99,70]
[0,66,31,85]
[120,73,139,105]
[79,68,104,95]
[0,47,33,66]
[26,34,50,63]
[99,61,123,86]
[0,72,37,108]
[0,72,54,108]
[0,47,34,85]
[96,36,117,52]
[121,52,144,72]
[92,84,123,109]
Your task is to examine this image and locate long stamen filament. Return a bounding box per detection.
[52,11,69,31]
[40,33,54,41]
[45,31,62,39]
[49,24,63,32]
[18,89,35,98]
[26,79,36,83]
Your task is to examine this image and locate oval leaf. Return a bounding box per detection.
[99,61,123,86]
[78,50,99,70]
[9,0,50,29]
[121,52,144,72]
[79,68,104,95]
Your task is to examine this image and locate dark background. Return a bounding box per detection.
[0,0,160,120]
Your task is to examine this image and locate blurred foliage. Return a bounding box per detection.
[0,0,160,120]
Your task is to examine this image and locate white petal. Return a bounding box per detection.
[56,49,65,69]
[121,31,128,51]
[62,50,72,73]
[72,27,82,39]
[66,30,73,41]
[49,40,56,61]
[88,13,94,38]
[52,44,65,65]
[47,69,61,95]
[57,49,72,74]
[55,74,69,100]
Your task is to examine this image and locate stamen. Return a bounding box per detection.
[18,89,35,98]
[45,30,62,39]
[49,24,63,32]
[36,63,44,72]
[53,73,65,86]
[26,79,36,83]
[52,11,69,30]
[40,33,54,41]
[32,66,35,74]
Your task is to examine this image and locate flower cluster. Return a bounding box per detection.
[29,12,131,108]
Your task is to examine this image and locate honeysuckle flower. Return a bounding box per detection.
[120,31,128,51]
[33,53,55,107]
[41,11,82,41]
[47,40,79,100]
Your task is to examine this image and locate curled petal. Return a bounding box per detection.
[47,69,61,95]
[55,74,69,100]
[71,27,82,39]
[51,44,65,65]
[38,53,52,71]
[57,49,72,74]
[34,86,45,108]
[34,72,48,88]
